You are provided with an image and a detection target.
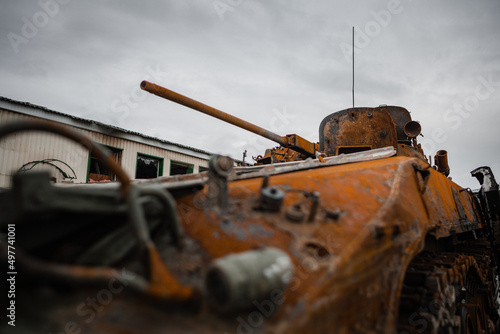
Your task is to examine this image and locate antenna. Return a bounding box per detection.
[352,26,355,108]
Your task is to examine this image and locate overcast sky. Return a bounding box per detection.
[0,0,499,188]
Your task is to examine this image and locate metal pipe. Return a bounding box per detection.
[140,81,287,147]
[403,121,422,138]
[434,150,450,177]
[205,247,293,313]
[207,155,233,214]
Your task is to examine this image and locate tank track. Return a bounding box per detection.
[397,239,499,334]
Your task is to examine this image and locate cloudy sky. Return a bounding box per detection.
[0,0,499,188]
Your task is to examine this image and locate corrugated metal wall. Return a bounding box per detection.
[0,109,209,188]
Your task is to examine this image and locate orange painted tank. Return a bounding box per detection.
[1,84,499,334]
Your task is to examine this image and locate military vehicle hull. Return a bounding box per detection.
[1,86,499,333]
[2,145,498,333]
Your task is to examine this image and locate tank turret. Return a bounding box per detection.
[141,81,429,165]
[1,81,499,334]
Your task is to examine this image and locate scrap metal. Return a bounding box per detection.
[1,83,499,334]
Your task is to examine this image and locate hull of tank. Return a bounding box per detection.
[2,147,497,334]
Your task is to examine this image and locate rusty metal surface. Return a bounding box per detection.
[140,81,287,148]
[184,156,482,333]
[398,245,496,332]
[434,149,450,176]
[397,143,427,161]
[0,120,200,319]
[384,106,412,141]
[0,145,486,334]
[6,155,487,333]
[2,99,499,334]
[319,107,398,155]
[254,146,302,164]
[403,120,422,138]
[141,81,318,159]
[283,134,317,157]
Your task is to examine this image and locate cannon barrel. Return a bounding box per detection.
[140,81,287,147]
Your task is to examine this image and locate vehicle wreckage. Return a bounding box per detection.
[1,80,499,333]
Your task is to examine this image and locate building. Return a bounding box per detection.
[0,96,212,188]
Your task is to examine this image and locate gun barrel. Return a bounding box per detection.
[140,81,287,147]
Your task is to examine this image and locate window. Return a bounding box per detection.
[88,144,122,182]
[336,146,371,155]
[136,153,163,179]
[170,160,194,175]
[198,166,209,173]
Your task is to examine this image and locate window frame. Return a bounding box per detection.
[86,143,123,182]
[135,152,164,179]
[169,160,194,176]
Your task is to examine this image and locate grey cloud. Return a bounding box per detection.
[0,0,499,188]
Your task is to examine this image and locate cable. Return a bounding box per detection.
[18,158,77,179]
[0,120,130,195]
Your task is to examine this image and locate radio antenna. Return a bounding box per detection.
[352,26,355,108]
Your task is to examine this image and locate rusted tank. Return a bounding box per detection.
[1,82,499,334]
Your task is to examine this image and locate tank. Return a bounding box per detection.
[1,82,499,334]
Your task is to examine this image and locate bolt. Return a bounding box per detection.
[325,210,341,222]
[259,187,284,212]
[217,156,233,172]
[286,204,305,223]
[367,111,373,118]
[261,175,269,190]
[307,192,320,222]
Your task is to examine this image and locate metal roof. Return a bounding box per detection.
[0,96,214,160]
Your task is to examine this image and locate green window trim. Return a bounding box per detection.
[136,152,164,179]
[170,160,194,175]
